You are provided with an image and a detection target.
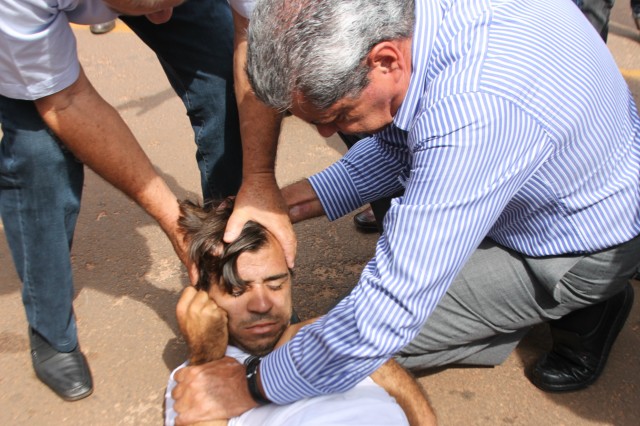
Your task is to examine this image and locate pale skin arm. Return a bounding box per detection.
[224,10,297,268]
[35,68,197,282]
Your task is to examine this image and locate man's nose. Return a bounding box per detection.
[247,287,273,313]
[315,123,338,137]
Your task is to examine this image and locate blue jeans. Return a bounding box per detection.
[121,0,242,201]
[0,0,241,351]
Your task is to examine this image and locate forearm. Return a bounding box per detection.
[232,12,282,181]
[281,179,326,223]
[36,69,178,229]
[249,317,318,404]
[225,11,297,267]
[188,338,226,366]
[35,69,188,267]
[370,359,437,426]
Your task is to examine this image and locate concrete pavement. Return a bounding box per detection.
[1,2,639,424]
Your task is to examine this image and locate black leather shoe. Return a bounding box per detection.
[354,208,378,233]
[529,283,634,392]
[633,6,640,31]
[29,328,93,401]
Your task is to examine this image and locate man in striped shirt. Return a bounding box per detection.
[172,0,640,422]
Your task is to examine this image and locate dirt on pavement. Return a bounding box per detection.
[1,2,639,424]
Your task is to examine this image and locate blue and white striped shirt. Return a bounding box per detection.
[261,0,640,403]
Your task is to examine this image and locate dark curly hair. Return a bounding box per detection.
[178,199,272,294]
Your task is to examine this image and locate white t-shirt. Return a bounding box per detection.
[0,0,117,100]
[227,0,256,19]
[0,0,253,101]
[165,346,409,426]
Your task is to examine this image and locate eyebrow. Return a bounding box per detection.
[242,271,290,286]
[263,272,290,283]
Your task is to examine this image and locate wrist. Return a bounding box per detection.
[245,356,270,405]
[241,171,277,184]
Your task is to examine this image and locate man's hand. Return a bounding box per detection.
[176,287,228,365]
[172,358,258,425]
[281,179,326,223]
[224,175,297,268]
[160,206,199,285]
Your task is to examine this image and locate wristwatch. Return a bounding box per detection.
[244,355,270,404]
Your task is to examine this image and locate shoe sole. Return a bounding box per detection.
[62,387,93,402]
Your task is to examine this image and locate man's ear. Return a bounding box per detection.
[367,40,407,79]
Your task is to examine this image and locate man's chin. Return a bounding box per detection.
[232,331,285,357]
[235,340,278,357]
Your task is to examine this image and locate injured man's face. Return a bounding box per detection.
[208,232,293,357]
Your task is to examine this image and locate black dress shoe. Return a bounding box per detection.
[529,283,634,392]
[633,6,640,31]
[353,208,379,233]
[29,328,93,401]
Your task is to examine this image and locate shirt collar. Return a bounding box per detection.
[393,0,441,132]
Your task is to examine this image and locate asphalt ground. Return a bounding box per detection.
[1,2,640,424]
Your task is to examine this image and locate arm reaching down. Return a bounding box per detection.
[35,68,197,282]
[224,9,297,268]
[172,313,438,424]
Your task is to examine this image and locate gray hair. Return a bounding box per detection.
[246,0,415,112]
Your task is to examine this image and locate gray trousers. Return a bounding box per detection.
[395,234,640,370]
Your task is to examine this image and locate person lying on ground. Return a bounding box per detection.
[166,199,437,426]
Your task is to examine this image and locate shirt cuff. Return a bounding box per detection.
[309,161,363,221]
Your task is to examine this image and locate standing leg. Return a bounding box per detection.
[121,0,243,202]
[0,95,92,400]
